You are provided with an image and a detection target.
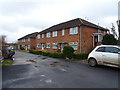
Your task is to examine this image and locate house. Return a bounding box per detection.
[36,18,108,53]
[18,32,38,50]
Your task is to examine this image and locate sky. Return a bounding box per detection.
[0,0,119,43]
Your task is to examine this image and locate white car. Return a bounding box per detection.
[88,45,120,68]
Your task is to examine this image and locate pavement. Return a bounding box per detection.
[2,51,119,88]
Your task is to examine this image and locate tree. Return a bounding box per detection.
[63,46,74,59]
[102,34,117,45]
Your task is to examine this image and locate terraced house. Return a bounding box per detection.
[36,18,108,53]
[18,32,38,50]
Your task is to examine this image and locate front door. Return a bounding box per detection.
[42,43,45,50]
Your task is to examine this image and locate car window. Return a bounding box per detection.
[96,47,105,52]
[105,47,120,54]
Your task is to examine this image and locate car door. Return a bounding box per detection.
[103,47,120,66]
[94,47,106,62]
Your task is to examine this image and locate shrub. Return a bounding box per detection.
[29,50,42,55]
[29,49,88,60]
[102,34,117,45]
[73,53,89,60]
[20,46,25,50]
[63,46,74,59]
[50,52,64,59]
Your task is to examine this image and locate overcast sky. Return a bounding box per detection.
[0,0,119,43]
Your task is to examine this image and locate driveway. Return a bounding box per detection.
[2,51,119,88]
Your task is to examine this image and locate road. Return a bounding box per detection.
[2,51,119,88]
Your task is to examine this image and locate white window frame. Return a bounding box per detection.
[52,43,57,49]
[28,38,30,42]
[62,29,65,36]
[69,42,78,50]
[46,43,50,48]
[37,34,40,39]
[22,39,24,42]
[23,39,25,42]
[70,27,78,35]
[28,45,30,49]
[37,43,41,48]
[42,34,44,38]
[46,32,51,38]
[52,31,57,37]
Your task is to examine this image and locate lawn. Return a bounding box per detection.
[0,60,14,66]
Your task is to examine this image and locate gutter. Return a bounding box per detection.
[79,24,82,53]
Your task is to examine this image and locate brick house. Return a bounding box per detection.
[36,18,108,53]
[18,32,38,50]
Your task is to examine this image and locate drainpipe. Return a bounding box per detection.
[79,25,82,53]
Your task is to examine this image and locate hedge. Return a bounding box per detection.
[29,50,88,60]
[29,50,42,55]
[73,53,89,60]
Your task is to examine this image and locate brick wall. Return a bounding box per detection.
[18,38,36,50]
[36,28,80,53]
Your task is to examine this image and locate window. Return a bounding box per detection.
[37,43,41,48]
[62,29,65,36]
[105,47,120,54]
[69,42,78,50]
[52,43,57,49]
[28,45,30,49]
[46,43,50,48]
[22,39,25,42]
[52,31,57,37]
[22,45,25,47]
[28,38,30,42]
[42,34,44,38]
[37,34,40,39]
[96,47,105,52]
[46,32,51,38]
[23,39,25,42]
[70,27,78,35]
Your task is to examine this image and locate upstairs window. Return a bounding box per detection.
[28,38,30,42]
[52,31,57,37]
[70,27,78,35]
[37,34,40,39]
[62,29,65,36]
[42,34,44,38]
[46,32,51,38]
[22,39,25,42]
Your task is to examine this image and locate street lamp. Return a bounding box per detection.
[117,20,120,45]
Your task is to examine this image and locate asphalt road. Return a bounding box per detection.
[2,51,119,88]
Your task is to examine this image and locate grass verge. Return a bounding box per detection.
[0,60,14,66]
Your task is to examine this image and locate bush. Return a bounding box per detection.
[49,52,64,59]
[29,50,42,55]
[29,49,88,60]
[73,53,89,60]
[63,46,74,59]
[102,34,117,45]
[29,50,64,59]
[20,46,25,50]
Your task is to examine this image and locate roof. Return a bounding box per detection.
[38,18,109,34]
[18,32,38,40]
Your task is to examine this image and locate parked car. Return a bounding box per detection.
[4,46,15,60]
[88,45,120,68]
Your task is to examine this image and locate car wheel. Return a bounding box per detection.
[88,58,97,67]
